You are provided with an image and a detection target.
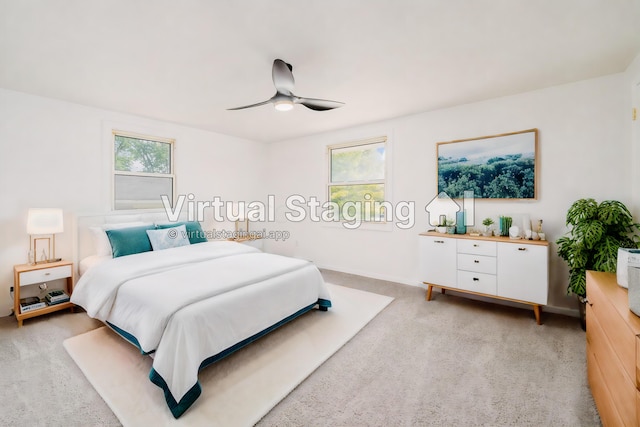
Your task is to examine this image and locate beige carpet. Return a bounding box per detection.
[63,283,393,426]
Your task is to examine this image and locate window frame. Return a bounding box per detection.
[111,130,176,211]
[326,135,389,225]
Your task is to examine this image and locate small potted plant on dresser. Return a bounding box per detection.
[482,217,494,236]
[556,198,640,329]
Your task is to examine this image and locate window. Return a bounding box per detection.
[328,136,388,221]
[113,131,175,210]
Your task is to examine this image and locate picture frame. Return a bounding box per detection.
[235,218,249,237]
[436,128,538,200]
[32,237,52,264]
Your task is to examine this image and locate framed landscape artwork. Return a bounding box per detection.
[437,128,538,200]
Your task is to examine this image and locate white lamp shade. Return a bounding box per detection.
[27,208,64,234]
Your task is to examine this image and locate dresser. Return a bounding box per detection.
[419,232,548,324]
[586,270,640,426]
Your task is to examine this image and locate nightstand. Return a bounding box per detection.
[13,260,74,327]
[227,236,264,250]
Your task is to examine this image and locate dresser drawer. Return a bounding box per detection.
[457,254,497,275]
[19,265,72,286]
[457,270,497,295]
[457,239,497,256]
[586,303,638,426]
[636,334,640,390]
[587,276,638,384]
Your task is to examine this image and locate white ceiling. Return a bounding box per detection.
[1,1,639,142]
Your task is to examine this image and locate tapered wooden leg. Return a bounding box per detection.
[426,285,433,301]
[533,305,541,325]
[441,288,446,295]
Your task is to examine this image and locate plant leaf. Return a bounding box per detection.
[566,198,598,226]
[568,268,586,297]
[573,220,605,250]
[592,235,621,272]
[598,200,633,227]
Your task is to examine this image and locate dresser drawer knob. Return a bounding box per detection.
[434,240,444,244]
[474,260,480,263]
[44,272,51,276]
[473,244,479,247]
[473,277,479,281]
[518,247,527,251]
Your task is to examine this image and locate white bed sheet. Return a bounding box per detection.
[78,255,111,277]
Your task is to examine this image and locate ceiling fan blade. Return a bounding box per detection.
[227,99,272,110]
[272,59,295,95]
[296,97,344,111]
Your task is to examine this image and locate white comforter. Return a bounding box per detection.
[71,241,330,417]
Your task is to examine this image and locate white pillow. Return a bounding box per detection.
[90,221,150,256]
[146,225,191,251]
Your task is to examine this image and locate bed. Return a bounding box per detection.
[71,214,331,418]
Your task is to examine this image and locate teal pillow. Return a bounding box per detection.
[105,225,155,258]
[156,221,207,244]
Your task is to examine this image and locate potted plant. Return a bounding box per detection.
[482,217,494,236]
[445,218,456,234]
[556,198,640,327]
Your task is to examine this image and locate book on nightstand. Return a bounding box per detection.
[45,290,70,305]
[20,297,46,313]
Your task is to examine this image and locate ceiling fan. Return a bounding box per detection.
[227,59,344,112]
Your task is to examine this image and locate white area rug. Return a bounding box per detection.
[63,283,393,426]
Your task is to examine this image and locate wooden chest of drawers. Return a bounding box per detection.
[586,270,640,426]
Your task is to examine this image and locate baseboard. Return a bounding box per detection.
[317,264,580,319]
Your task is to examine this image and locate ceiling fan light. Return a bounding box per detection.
[274,99,294,112]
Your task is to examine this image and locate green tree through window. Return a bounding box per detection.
[328,138,387,221]
[113,132,175,210]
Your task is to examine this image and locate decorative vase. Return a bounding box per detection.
[456,211,466,234]
[499,216,512,237]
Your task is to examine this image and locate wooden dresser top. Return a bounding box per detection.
[419,231,549,246]
[587,270,640,334]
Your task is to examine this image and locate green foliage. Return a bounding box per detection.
[482,217,494,227]
[331,143,385,182]
[329,184,386,220]
[566,198,598,225]
[438,154,534,198]
[329,143,386,220]
[556,198,640,297]
[115,135,171,174]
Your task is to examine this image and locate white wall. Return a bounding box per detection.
[264,73,630,311]
[0,69,633,316]
[626,53,640,217]
[0,88,267,315]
